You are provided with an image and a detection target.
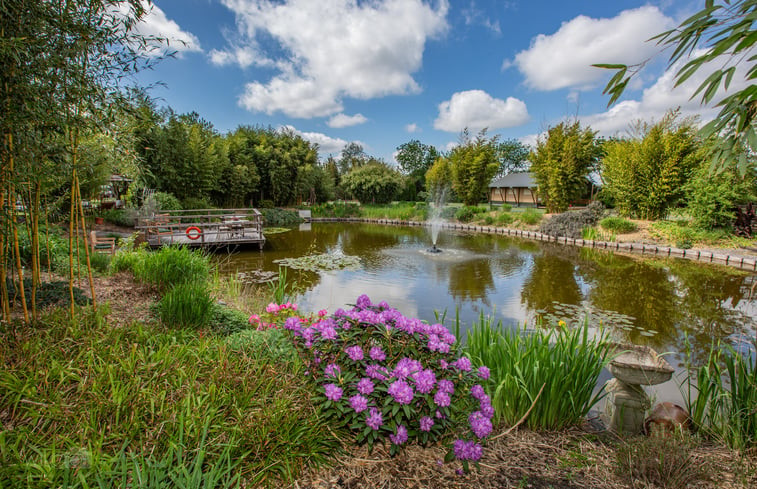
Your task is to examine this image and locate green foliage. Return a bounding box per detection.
[601,112,704,219]
[499,203,512,212]
[158,282,215,329]
[596,0,757,175]
[5,278,90,309]
[614,435,706,489]
[685,161,757,230]
[0,307,339,487]
[341,162,404,204]
[101,209,136,227]
[649,219,742,247]
[455,206,486,223]
[448,130,501,206]
[131,246,211,291]
[180,196,214,210]
[599,216,638,234]
[682,338,757,449]
[496,212,514,226]
[465,315,612,430]
[151,191,182,211]
[360,202,426,221]
[539,202,606,239]
[311,201,360,218]
[210,304,251,335]
[395,139,440,199]
[529,121,601,213]
[425,157,453,204]
[494,139,530,177]
[259,208,302,227]
[517,208,544,225]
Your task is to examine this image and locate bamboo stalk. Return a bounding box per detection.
[9,133,29,323]
[74,173,97,310]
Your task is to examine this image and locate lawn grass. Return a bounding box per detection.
[0,306,341,488]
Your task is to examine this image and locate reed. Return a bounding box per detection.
[132,246,211,291]
[682,338,757,449]
[158,282,215,329]
[465,314,612,430]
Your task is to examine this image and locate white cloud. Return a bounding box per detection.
[219,0,449,118]
[518,133,539,149]
[327,113,368,128]
[462,1,501,35]
[405,123,420,133]
[445,141,459,151]
[209,46,271,68]
[122,1,202,56]
[434,90,529,132]
[581,50,755,136]
[280,125,352,155]
[512,6,672,91]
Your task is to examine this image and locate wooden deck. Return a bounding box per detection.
[136,208,266,249]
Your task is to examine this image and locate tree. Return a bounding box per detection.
[596,0,757,175]
[425,157,453,205]
[529,121,601,213]
[395,139,440,199]
[339,142,367,174]
[494,139,530,177]
[448,130,500,206]
[601,112,703,220]
[341,161,404,204]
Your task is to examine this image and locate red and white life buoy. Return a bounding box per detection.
[186,226,202,240]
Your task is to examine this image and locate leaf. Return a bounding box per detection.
[444,449,456,463]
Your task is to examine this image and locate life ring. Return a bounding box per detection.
[186,226,202,240]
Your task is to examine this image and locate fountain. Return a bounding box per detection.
[426,184,448,253]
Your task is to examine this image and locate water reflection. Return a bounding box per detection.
[216,222,757,369]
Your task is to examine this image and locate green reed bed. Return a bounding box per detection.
[123,245,211,291]
[683,338,757,449]
[0,307,340,488]
[465,315,612,430]
[360,202,428,221]
[158,282,215,329]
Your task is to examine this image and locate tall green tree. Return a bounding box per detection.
[494,139,530,177]
[596,0,757,175]
[448,130,500,206]
[425,157,453,205]
[529,121,601,213]
[341,161,403,204]
[601,112,703,220]
[339,142,367,175]
[395,139,440,199]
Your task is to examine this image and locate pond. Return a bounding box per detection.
[218,222,757,400]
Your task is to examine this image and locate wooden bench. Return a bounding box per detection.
[90,231,116,254]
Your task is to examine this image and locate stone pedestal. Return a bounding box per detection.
[602,378,651,434]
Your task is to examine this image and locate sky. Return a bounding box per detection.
[131,0,744,163]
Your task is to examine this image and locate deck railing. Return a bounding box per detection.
[136,208,264,247]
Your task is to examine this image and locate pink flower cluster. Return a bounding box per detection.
[249,302,301,330]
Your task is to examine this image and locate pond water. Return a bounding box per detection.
[217,222,757,401]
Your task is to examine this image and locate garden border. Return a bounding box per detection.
[310,217,757,272]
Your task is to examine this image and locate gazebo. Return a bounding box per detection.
[489,172,540,207]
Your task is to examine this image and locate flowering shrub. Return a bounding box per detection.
[249,302,327,330]
[284,294,492,471]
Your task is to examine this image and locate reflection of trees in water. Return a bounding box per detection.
[521,244,583,314]
[448,259,495,303]
[340,224,409,262]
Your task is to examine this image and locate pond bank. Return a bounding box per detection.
[310,217,757,272]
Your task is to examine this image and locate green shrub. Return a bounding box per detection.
[496,212,514,226]
[465,315,612,430]
[180,196,214,210]
[455,206,484,223]
[311,201,361,218]
[133,246,211,291]
[518,207,544,225]
[259,208,302,227]
[440,206,458,220]
[158,282,215,328]
[153,191,182,211]
[5,278,90,308]
[499,203,512,212]
[211,303,252,335]
[599,216,638,234]
[102,209,136,227]
[484,215,494,225]
[539,202,604,238]
[259,199,275,209]
[685,164,757,230]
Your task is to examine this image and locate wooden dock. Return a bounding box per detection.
[136,208,266,249]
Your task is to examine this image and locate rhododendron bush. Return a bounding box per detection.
[283,294,492,470]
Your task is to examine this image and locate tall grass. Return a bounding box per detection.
[0,307,341,487]
[360,202,426,220]
[682,338,757,449]
[129,246,211,291]
[158,282,215,329]
[465,315,612,430]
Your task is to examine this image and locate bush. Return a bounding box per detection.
[5,278,90,308]
[133,246,211,291]
[259,199,275,209]
[484,215,494,225]
[285,295,493,470]
[180,196,214,210]
[311,202,361,218]
[158,282,215,328]
[102,209,136,227]
[341,163,404,205]
[455,206,484,223]
[685,163,757,230]
[599,216,638,234]
[539,202,605,238]
[440,206,458,220]
[518,207,544,226]
[210,303,252,335]
[496,212,514,226]
[152,192,182,211]
[259,208,302,227]
[499,203,512,212]
[466,316,611,430]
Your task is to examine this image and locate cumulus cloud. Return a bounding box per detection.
[512,6,672,91]
[120,1,202,56]
[581,50,755,136]
[327,113,368,128]
[209,46,272,68]
[217,0,449,118]
[280,125,354,155]
[434,90,529,133]
[405,123,420,133]
[462,1,501,35]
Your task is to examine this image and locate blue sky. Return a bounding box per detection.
[132,0,741,162]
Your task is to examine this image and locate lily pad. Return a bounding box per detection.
[274,253,362,272]
[263,227,292,234]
